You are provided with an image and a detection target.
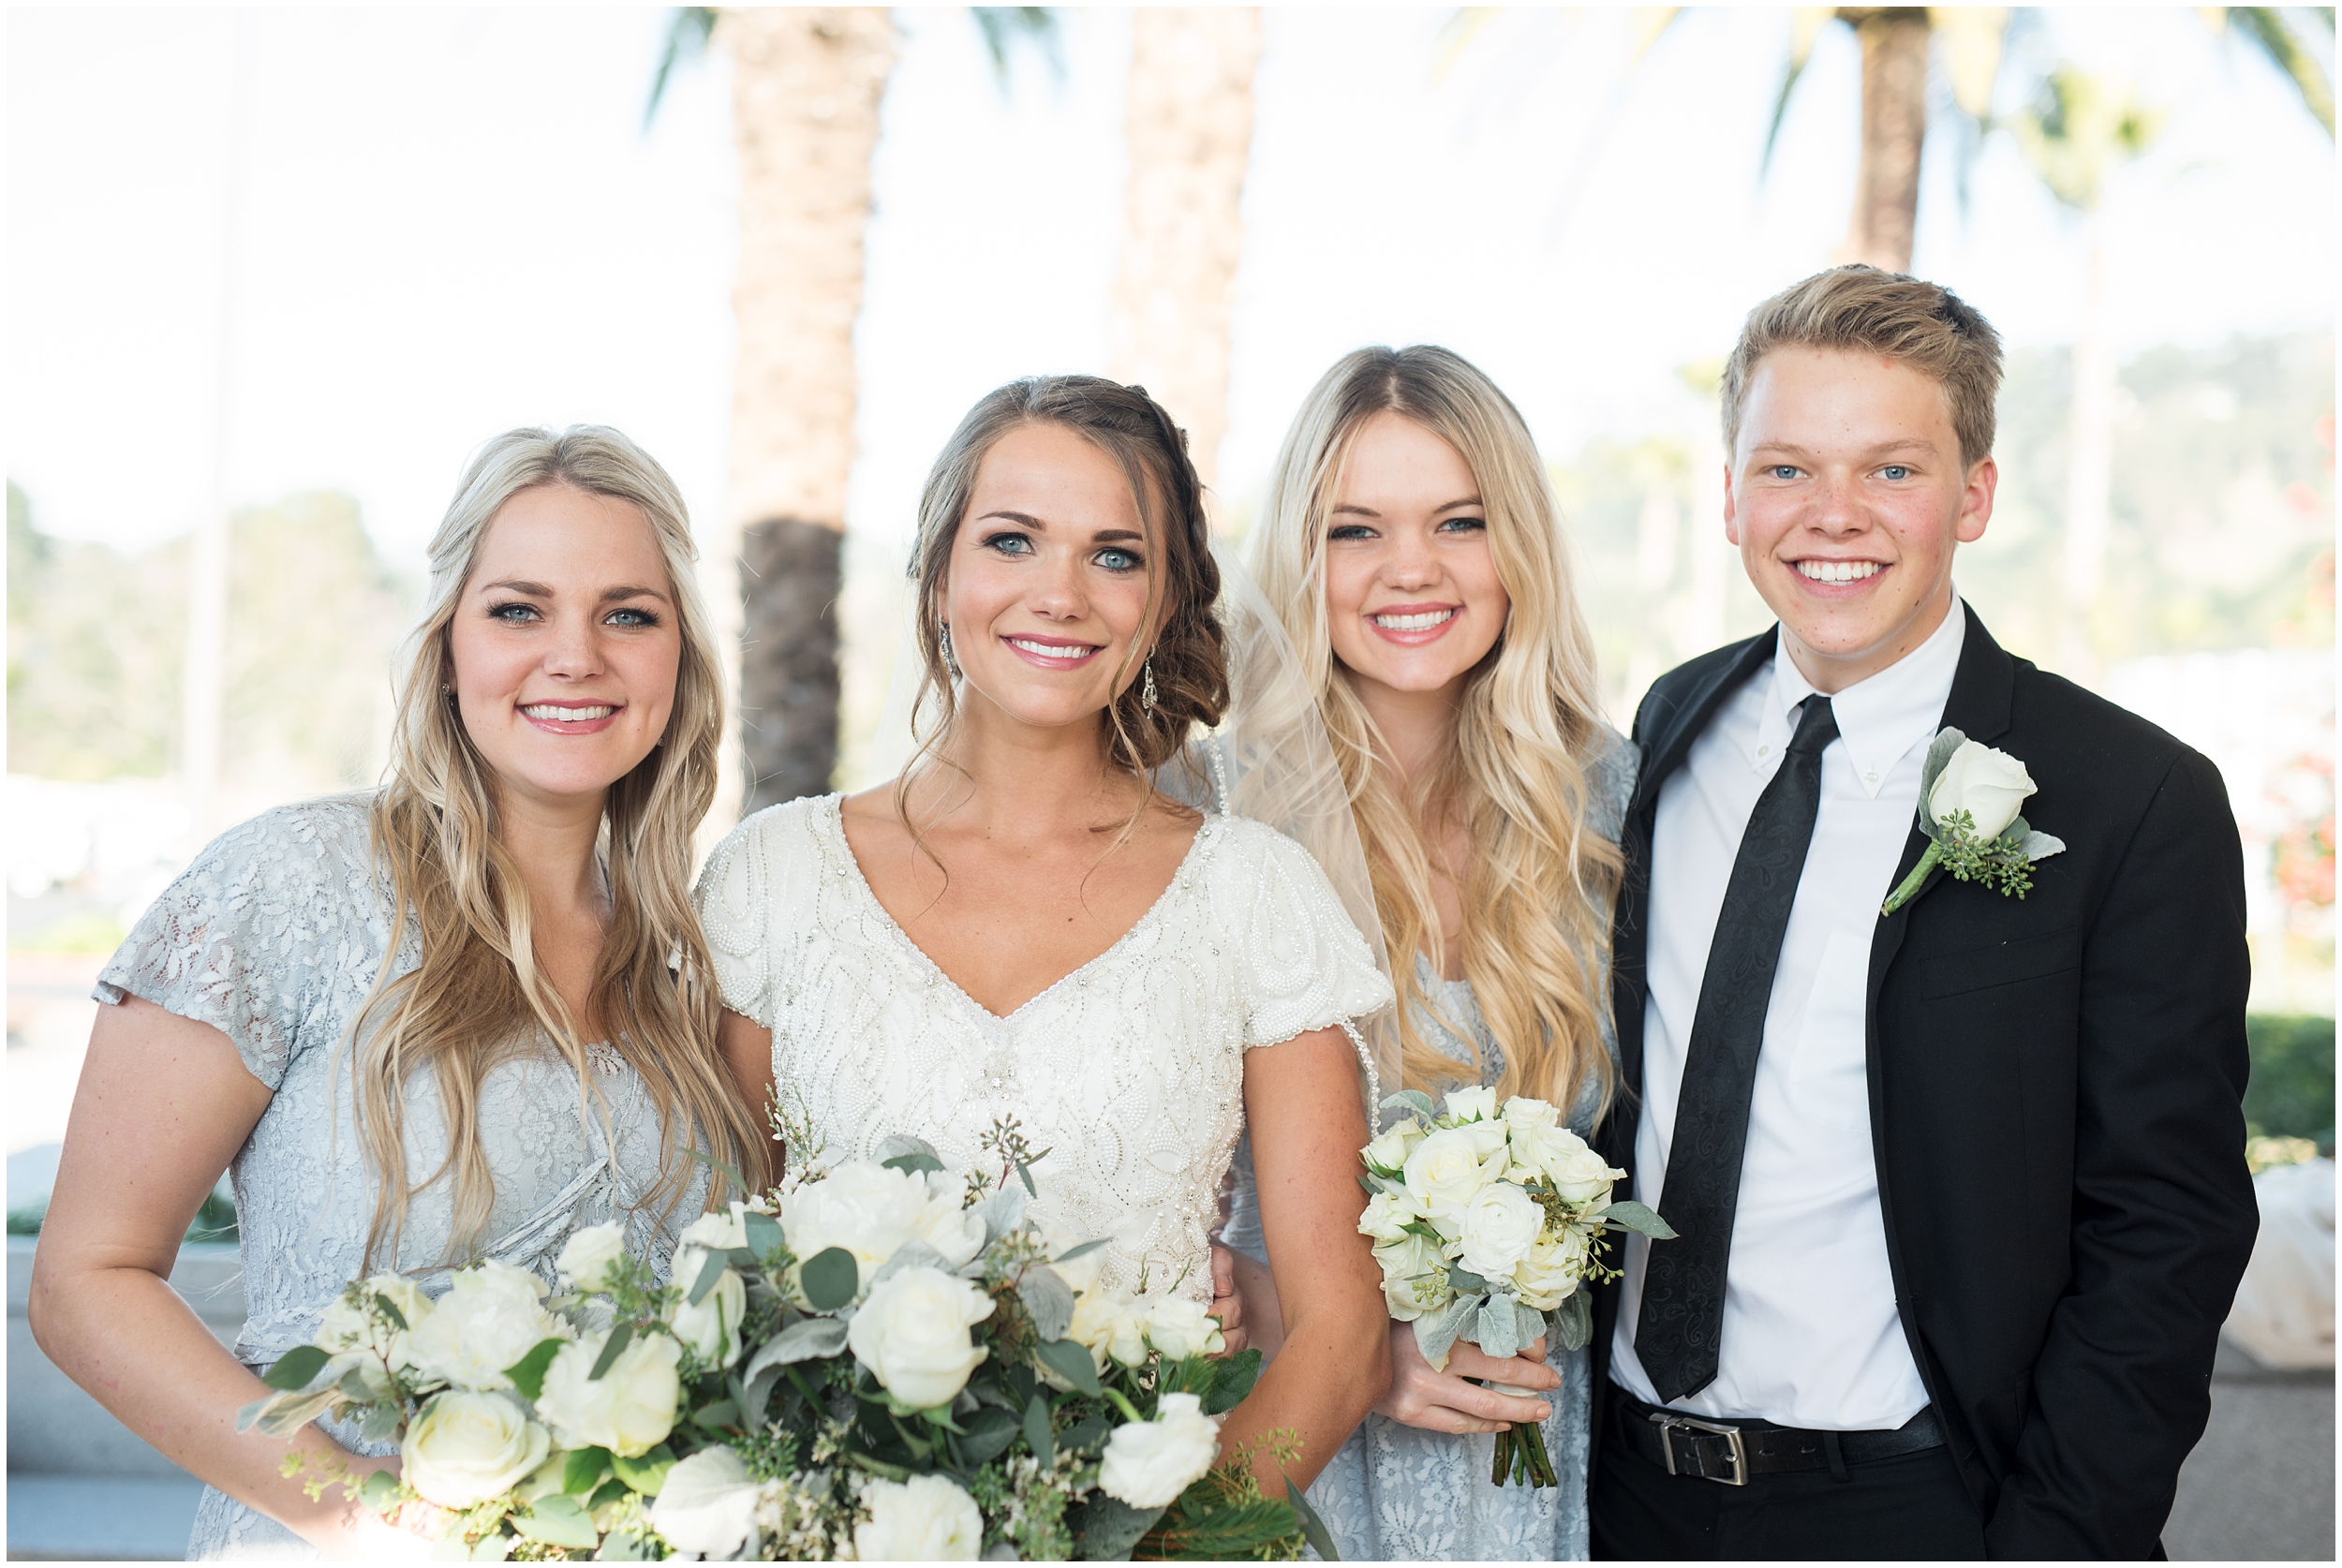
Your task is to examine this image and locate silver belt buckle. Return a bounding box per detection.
[1653,1412,1750,1486]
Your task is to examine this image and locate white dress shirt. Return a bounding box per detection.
[1608,600,1966,1429]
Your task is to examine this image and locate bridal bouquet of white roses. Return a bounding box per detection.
[245,1117,1328,1561]
[1357,1087,1674,1487]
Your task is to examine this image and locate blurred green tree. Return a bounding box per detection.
[7,486,413,792]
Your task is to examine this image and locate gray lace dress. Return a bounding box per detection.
[1224,733,1635,1561]
[93,796,701,1561]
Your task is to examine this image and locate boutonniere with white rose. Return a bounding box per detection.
[1881,729,2068,916]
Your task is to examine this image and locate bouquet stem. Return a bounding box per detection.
[1488,1384,1557,1488]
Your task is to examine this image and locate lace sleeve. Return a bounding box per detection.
[1226,823,1395,1050]
[692,811,779,1028]
[93,799,379,1091]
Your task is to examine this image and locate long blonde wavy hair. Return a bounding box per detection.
[354,425,762,1269]
[1251,347,1622,1114]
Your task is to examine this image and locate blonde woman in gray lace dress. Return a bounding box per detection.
[1225,347,1633,1560]
[28,427,760,1559]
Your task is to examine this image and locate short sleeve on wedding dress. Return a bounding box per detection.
[95,796,380,1091]
[693,811,783,1027]
[1223,821,1392,1050]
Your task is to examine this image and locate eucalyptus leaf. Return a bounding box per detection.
[260,1344,332,1392]
[358,1399,403,1442]
[1023,1392,1056,1467]
[1034,1337,1102,1397]
[1060,1413,1111,1455]
[1287,1477,1341,1561]
[960,1406,1019,1466]
[873,1133,943,1167]
[504,1337,567,1401]
[588,1322,633,1381]
[1553,1290,1593,1353]
[1017,1265,1075,1342]
[373,1293,409,1332]
[742,1207,784,1262]
[746,1314,850,1373]
[593,1531,657,1562]
[239,1386,340,1437]
[1601,1201,1678,1240]
[1072,1495,1165,1561]
[1445,1265,1490,1295]
[1051,1237,1107,1263]
[867,1239,950,1291]
[512,1494,600,1550]
[360,1468,404,1513]
[610,1442,674,1496]
[799,1247,859,1310]
[687,1249,732,1307]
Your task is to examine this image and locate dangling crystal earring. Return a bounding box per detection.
[1141,656,1158,712]
[940,623,960,678]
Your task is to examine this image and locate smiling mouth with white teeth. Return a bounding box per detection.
[1795,560,1884,584]
[1371,608,1458,630]
[521,703,618,720]
[1006,637,1099,662]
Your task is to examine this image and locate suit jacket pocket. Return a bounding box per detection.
[1920,927,2082,999]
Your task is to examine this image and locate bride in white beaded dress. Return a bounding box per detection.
[696,376,1396,1490]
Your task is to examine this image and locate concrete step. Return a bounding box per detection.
[6,1474,201,1561]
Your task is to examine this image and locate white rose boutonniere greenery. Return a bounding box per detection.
[1882,729,2068,916]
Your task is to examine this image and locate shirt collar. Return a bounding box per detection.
[1750,597,1967,798]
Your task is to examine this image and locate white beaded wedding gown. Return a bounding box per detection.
[94,797,701,1561]
[691,793,1393,1309]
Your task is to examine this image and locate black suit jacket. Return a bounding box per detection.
[1591,607,2259,1560]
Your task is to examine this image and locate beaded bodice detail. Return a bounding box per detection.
[693,795,1391,1305]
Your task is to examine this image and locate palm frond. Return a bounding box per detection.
[645,7,719,132]
[1760,7,1837,179]
[2222,6,2335,134]
[971,7,1061,93]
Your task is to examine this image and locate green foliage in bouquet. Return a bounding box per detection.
[243,1109,1326,1561]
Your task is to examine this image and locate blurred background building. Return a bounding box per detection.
[7,6,2334,1560]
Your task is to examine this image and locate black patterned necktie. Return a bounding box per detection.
[1636,694,1839,1403]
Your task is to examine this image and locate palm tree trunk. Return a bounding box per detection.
[1834,7,1930,273]
[716,7,897,817]
[1110,7,1264,496]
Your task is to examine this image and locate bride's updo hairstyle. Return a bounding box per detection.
[356,425,763,1269]
[902,376,1228,784]
[1252,347,1622,1116]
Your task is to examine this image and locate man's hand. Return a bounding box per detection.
[1373,1321,1556,1435]
[1208,1243,1249,1355]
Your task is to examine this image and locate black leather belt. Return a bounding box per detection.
[1614,1390,1944,1486]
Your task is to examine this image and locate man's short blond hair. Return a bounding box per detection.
[1721,264,2004,468]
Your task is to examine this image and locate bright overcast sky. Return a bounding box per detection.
[8,6,2334,580]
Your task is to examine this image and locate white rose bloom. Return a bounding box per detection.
[1502,1096,1560,1131]
[1540,1132,1624,1206]
[1357,1189,1421,1246]
[1403,1127,1497,1232]
[668,1266,748,1369]
[1445,1085,1500,1124]
[1371,1234,1448,1322]
[854,1473,984,1561]
[781,1162,983,1277]
[400,1390,549,1510]
[535,1328,682,1457]
[649,1444,763,1561]
[1144,1297,1226,1362]
[1362,1121,1424,1175]
[1455,1182,1544,1278]
[1098,1392,1222,1510]
[1052,1285,1147,1383]
[1930,738,2037,840]
[848,1265,993,1410]
[405,1259,567,1392]
[556,1221,629,1294]
[1510,1225,1590,1311]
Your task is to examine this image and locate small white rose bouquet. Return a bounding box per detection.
[1881,729,2067,915]
[1359,1087,1675,1488]
[242,1113,1326,1561]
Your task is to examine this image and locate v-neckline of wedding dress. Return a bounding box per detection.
[820,794,1216,1026]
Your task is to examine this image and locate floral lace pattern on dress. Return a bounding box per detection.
[96,796,702,1561]
[692,795,1391,1308]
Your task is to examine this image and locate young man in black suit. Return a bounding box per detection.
[1589,266,2258,1560]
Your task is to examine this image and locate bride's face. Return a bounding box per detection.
[941,422,1161,736]
[1322,411,1509,704]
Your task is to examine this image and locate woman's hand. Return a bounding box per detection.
[1208,1243,1248,1355]
[1374,1321,1557,1435]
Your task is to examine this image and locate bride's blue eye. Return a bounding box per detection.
[1094,547,1141,572]
[1327,524,1374,542]
[1438,516,1487,533]
[489,601,540,624]
[605,606,660,629]
[981,532,1034,557]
